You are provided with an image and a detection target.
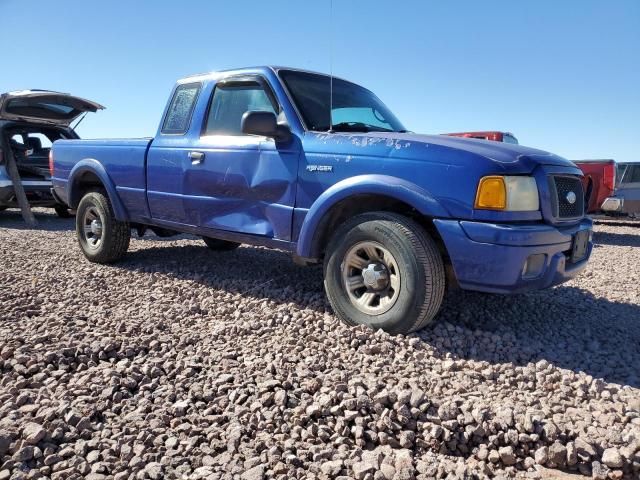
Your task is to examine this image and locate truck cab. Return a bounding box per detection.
[51,67,593,334]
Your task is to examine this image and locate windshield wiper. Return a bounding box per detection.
[320,122,395,133]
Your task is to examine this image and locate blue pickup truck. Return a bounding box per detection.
[51,66,593,334]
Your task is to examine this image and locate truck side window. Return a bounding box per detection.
[627,165,640,184]
[204,82,276,136]
[162,83,201,134]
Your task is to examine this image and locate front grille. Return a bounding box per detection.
[550,175,584,219]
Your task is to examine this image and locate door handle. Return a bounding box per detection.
[188,151,205,164]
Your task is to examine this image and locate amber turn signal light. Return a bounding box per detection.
[475,176,506,210]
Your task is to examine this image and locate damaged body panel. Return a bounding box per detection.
[147,134,299,240]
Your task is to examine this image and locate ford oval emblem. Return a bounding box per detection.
[566,191,577,204]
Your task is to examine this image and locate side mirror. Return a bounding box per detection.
[241,111,291,142]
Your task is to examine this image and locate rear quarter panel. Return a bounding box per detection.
[52,138,152,220]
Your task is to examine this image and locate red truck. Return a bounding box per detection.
[445,131,519,144]
[581,161,640,218]
[572,160,616,214]
[445,131,617,215]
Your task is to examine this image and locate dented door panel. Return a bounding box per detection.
[183,135,298,240]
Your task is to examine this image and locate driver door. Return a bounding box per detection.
[184,77,299,241]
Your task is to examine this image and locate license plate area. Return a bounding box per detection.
[570,230,590,262]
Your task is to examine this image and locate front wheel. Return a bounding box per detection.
[76,191,130,263]
[324,212,445,334]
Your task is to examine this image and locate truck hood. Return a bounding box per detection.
[0,90,104,126]
[363,131,576,170]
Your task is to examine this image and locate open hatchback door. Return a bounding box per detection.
[0,90,104,126]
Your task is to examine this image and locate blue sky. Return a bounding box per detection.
[1,0,638,161]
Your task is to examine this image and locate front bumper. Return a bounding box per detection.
[435,218,593,294]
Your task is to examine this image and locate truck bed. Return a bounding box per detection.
[52,138,153,219]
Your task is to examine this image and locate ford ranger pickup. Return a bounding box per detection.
[51,67,593,334]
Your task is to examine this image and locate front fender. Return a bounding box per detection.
[68,159,128,221]
[296,175,450,259]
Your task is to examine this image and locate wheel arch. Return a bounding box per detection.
[295,175,451,261]
[68,159,128,221]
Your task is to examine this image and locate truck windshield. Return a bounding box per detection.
[278,70,406,133]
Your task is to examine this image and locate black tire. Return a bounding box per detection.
[323,211,445,334]
[54,204,73,218]
[76,190,130,263]
[0,206,6,211]
[202,236,241,251]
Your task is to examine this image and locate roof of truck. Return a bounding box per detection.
[179,66,345,83]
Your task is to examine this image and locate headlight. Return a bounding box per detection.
[475,176,539,211]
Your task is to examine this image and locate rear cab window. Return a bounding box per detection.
[616,164,640,186]
[161,82,201,134]
[624,165,640,185]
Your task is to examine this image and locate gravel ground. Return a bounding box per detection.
[0,209,639,480]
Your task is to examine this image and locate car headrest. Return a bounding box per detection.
[27,137,43,150]
[10,139,27,151]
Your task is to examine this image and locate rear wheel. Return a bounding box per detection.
[76,191,130,263]
[323,211,445,334]
[202,236,240,251]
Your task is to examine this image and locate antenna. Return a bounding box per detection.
[328,0,334,133]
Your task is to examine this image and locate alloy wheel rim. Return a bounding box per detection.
[341,241,400,315]
[82,206,103,249]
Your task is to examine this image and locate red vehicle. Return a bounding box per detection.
[445,132,616,215]
[445,131,519,144]
[572,159,616,214]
